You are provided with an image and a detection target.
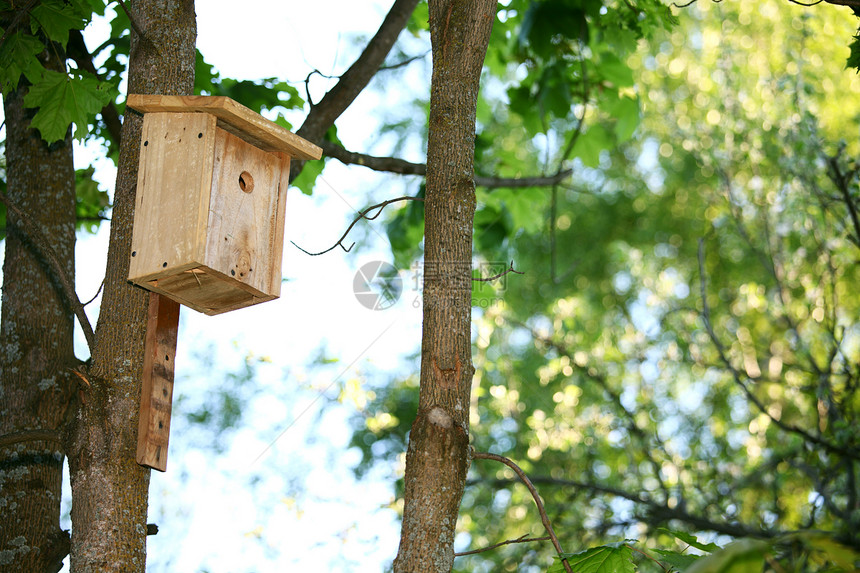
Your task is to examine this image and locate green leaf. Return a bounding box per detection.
[652,549,702,571]
[537,63,574,120]
[0,31,45,95]
[71,0,106,18]
[387,186,425,268]
[571,124,612,168]
[657,529,720,553]
[30,0,86,47]
[847,31,860,72]
[609,95,640,141]
[550,544,634,573]
[598,51,634,87]
[486,187,546,234]
[790,532,860,569]
[23,69,115,143]
[194,49,221,94]
[291,156,326,196]
[473,204,511,255]
[684,540,770,573]
[519,0,587,59]
[75,167,110,233]
[407,0,429,36]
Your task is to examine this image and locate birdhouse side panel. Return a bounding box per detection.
[204,128,287,298]
[129,112,217,284]
[269,152,291,298]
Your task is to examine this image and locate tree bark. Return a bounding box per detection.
[0,48,78,572]
[66,1,197,570]
[392,1,495,571]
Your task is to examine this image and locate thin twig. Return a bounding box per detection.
[0,192,96,352]
[114,0,149,46]
[304,69,339,108]
[627,544,670,572]
[471,260,524,282]
[472,451,573,573]
[454,534,551,557]
[291,195,424,256]
[380,50,431,71]
[82,279,105,307]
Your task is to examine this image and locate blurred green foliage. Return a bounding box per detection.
[356,1,860,571]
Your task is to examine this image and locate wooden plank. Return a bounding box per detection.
[127,94,323,161]
[146,267,272,316]
[136,293,181,471]
[129,112,216,284]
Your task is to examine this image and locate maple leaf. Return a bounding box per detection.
[23,70,116,143]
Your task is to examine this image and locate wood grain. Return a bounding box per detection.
[128,112,215,284]
[136,293,181,472]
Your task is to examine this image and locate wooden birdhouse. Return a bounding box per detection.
[126,94,322,315]
[127,95,321,472]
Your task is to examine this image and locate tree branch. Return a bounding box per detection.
[291,0,421,180]
[0,429,62,449]
[380,50,431,71]
[472,476,781,540]
[320,139,426,175]
[320,139,575,188]
[291,195,424,256]
[471,260,524,282]
[697,239,860,461]
[0,192,96,352]
[454,534,552,557]
[826,151,860,250]
[113,0,149,46]
[472,451,573,573]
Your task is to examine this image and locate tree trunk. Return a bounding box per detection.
[0,47,78,572]
[392,1,495,571]
[66,1,197,570]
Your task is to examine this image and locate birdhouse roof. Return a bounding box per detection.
[126,95,323,161]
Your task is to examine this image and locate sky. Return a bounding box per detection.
[2,0,439,570]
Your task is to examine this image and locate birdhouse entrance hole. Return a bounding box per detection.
[239,171,254,193]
